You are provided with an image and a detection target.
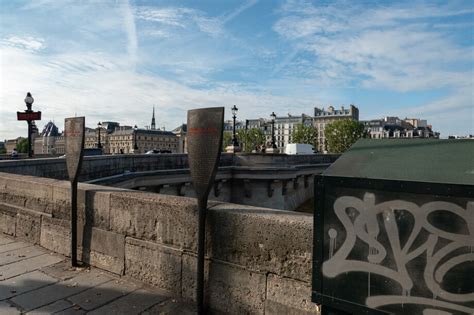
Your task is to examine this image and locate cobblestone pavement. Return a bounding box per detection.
[0,235,195,314]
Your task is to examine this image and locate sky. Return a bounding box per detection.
[0,0,473,140]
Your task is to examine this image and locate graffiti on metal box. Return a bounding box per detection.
[323,192,474,314]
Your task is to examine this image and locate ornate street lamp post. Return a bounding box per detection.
[25,93,34,157]
[17,92,42,158]
[231,105,239,147]
[97,122,102,149]
[134,125,138,153]
[270,111,277,149]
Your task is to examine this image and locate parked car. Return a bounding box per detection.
[145,149,160,154]
[145,149,172,154]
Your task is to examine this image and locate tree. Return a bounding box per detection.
[291,124,318,149]
[237,128,265,153]
[324,119,365,153]
[16,138,29,153]
[222,131,232,152]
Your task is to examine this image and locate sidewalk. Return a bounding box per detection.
[0,234,195,314]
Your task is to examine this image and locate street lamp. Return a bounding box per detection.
[25,92,34,111]
[17,92,42,158]
[231,105,239,147]
[270,112,277,149]
[134,125,138,153]
[25,93,34,157]
[97,122,102,149]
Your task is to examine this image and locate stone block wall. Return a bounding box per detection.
[0,153,234,181]
[0,172,320,314]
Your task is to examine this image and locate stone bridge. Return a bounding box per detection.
[0,153,338,211]
[0,153,339,314]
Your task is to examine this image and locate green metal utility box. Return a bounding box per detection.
[312,139,474,315]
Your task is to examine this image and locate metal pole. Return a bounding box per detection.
[71,180,78,266]
[98,127,101,148]
[271,120,276,148]
[134,132,138,151]
[27,120,32,158]
[232,114,237,146]
[197,197,207,314]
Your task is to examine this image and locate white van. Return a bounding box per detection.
[284,143,315,155]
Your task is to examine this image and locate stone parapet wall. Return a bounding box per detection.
[0,153,337,182]
[0,172,319,314]
[0,154,233,181]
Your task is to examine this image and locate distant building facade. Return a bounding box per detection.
[172,124,187,154]
[34,121,65,155]
[5,121,39,154]
[109,127,179,154]
[362,117,439,139]
[273,114,313,150]
[4,137,25,154]
[223,120,245,133]
[27,109,180,155]
[313,105,359,153]
[243,105,359,153]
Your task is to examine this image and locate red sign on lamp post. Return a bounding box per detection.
[17,111,41,121]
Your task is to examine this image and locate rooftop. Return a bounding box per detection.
[324,138,474,185]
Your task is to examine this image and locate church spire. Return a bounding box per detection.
[151,106,156,130]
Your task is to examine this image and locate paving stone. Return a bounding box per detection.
[68,278,140,311]
[0,270,58,300]
[0,241,31,254]
[40,262,92,281]
[0,254,63,280]
[26,300,73,314]
[0,234,15,246]
[88,289,168,315]
[0,246,45,266]
[0,301,21,315]
[11,271,111,311]
[54,306,86,314]
[141,298,195,315]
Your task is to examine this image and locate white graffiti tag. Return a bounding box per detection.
[322,193,474,314]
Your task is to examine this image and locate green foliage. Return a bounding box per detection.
[222,131,232,151]
[237,128,265,153]
[0,147,6,154]
[16,138,29,153]
[291,124,317,149]
[324,119,365,153]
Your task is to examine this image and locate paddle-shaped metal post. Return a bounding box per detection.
[187,107,224,314]
[64,117,85,267]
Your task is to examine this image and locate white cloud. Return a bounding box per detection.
[135,7,195,27]
[273,1,473,91]
[141,29,169,38]
[221,0,258,24]
[1,36,44,51]
[135,1,258,37]
[120,0,138,68]
[1,0,471,139]
[0,42,313,140]
[270,0,473,136]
